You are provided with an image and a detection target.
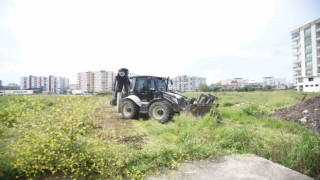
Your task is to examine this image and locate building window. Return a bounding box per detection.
[304,28,311,36]
[310,85,314,87]
[305,44,312,52]
[308,78,314,81]
[305,85,309,87]
[292,32,300,39]
[305,53,312,60]
[305,36,311,44]
[306,70,313,76]
[316,84,319,87]
[306,61,312,68]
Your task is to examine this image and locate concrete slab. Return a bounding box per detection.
[148,154,314,180]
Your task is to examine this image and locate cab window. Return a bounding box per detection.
[135,78,147,93]
[149,78,167,91]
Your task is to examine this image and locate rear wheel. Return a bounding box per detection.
[148,101,174,124]
[121,100,139,119]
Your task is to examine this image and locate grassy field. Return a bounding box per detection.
[0,91,320,179]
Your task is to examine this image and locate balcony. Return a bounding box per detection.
[293,66,302,70]
[294,73,302,77]
[316,26,320,32]
[292,36,300,42]
[293,59,301,63]
[292,51,301,56]
[317,37,320,41]
[292,43,300,48]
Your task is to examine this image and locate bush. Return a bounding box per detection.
[264,85,272,89]
[198,84,210,92]
[95,91,113,96]
[1,96,127,179]
[241,104,268,117]
[221,101,233,107]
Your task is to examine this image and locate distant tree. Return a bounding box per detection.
[264,85,272,90]
[241,85,251,92]
[3,86,19,90]
[209,83,220,92]
[198,83,210,92]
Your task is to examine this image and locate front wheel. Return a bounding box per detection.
[148,101,174,124]
[121,100,139,119]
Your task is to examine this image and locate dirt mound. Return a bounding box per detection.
[273,95,320,132]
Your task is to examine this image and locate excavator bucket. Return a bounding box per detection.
[183,94,221,121]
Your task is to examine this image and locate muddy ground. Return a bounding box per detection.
[273,95,320,132]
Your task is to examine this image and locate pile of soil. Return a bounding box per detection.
[273,95,320,132]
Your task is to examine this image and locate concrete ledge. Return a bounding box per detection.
[148,154,314,180]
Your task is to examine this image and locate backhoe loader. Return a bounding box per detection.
[110,68,220,123]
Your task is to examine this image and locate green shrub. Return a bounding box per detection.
[95,91,113,96]
[221,101,233,107]
[241,104,268,118]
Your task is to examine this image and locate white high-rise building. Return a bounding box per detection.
[20,75,69,94]
[262,77,287,89]
[173,75,206,92]
[77,70,115,93]
[292,18,320,92]
[20,77,29,90]
[55,77,69,94]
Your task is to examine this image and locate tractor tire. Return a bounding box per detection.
[148,101,174,124]
[121,100,139,119]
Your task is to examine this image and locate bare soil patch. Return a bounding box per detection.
[273,95,320,132]
[95,105,148,149]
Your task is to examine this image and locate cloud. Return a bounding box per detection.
[0,61,19,74]
[2,0,277,83]
[202,68,223,84]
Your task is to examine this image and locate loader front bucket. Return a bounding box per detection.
[184,104,212,117]
[183,94,221,121]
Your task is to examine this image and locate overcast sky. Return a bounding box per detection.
[0,0,320,85]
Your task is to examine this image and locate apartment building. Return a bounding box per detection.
[77,70,115,93]
[247,80,263,89]
[220,78,248,88]
[262,77,287,89]
[20,75,69,94]
[55,77,69,94]
[292,18,320,92]
[8,83,19,88]
[173,75,206,92]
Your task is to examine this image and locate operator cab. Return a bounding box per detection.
[129,76,169,102]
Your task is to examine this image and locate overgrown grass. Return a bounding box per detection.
[1,91,320,179]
